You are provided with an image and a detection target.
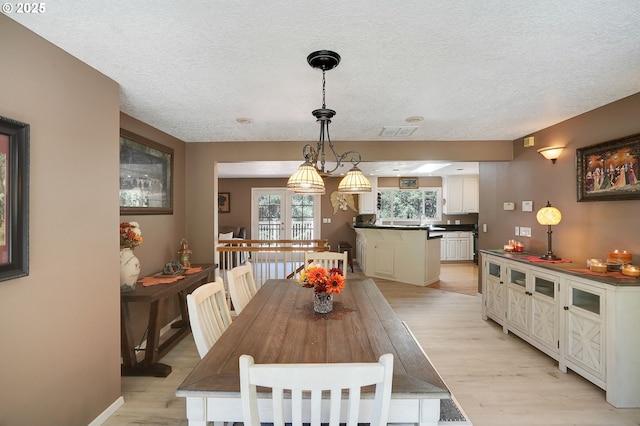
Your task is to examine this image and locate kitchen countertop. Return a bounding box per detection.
[481,249,640,287]
[354,224,476,232]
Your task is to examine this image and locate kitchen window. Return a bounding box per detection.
[377,187,442,222]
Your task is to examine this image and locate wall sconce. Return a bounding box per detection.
[537,146,564,164]
[536,201,562,260]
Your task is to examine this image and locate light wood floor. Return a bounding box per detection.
[105,264,640,426]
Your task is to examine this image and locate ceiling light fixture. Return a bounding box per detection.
[287,50,372,194]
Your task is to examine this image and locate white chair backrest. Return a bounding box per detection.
[186,277,233,358]
[227,261,258,315]
[304,251,348,278]
[239,353,393,426]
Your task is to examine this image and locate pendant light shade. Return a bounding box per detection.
[287,50,371,194]
[287,161,325,194]
[338,166,372,193]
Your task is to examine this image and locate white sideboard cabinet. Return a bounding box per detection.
[481,251,640,408]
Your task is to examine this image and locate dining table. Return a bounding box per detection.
[176,278,451,426]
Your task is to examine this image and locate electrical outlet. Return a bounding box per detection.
[519,227,531,237]
[515,226,520,236]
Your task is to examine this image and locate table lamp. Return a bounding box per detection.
[536,201,562,260]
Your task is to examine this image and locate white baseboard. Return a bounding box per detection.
[89,396,124,426]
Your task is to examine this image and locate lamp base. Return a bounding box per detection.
[540,252,560,261]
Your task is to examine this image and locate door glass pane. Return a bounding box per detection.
[290,194,314,240]
[572,288,600,315]
[510,269,526,287]
[534,277,555,298]
[258,194,281,239]
[488,262,501,277]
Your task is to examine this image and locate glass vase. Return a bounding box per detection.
[313,291,333,314]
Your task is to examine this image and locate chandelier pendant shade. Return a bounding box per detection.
[287,50,372,194]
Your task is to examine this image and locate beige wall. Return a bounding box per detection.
[0,15,121,425]
[119,113,188,346]
[187,141,511,263]
[478,92,640,290]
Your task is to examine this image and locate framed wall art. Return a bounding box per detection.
[218,192,230,213]
[0,115,30,282]
[120,129,173,214]
[577,133,640,202]
[399,177,419,189]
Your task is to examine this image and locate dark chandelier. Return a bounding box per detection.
[287,50,372,194]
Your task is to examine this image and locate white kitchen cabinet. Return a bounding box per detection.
[373,243,395,276]
[354,227,440,286]
[440,231,473,261]
[442,175,478,214]
[357,177,378,214]
[481,251,640,408]
[355,231,366,271]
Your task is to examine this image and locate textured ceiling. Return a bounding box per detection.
[6,1,640,176]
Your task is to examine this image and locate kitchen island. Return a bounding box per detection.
[354,225,441,286]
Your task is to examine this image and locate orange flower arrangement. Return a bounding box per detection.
[298,264,345,294]
[120,222,143,249]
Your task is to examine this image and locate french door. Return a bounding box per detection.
[251,189,321,241]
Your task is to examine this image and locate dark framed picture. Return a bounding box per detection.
[120,129,173,214]
[218,192,230,213]
[0,115,29,282]
[399,177,418,189]
[577,133,640,202]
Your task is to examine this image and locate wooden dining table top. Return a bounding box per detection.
[177,278,449,399]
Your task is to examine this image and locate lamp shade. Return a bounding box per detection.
[287,161,325,194]
[337,166,372,193]
[537,146,564,162]
[536,204,562,225]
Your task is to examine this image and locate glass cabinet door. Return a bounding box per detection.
[564,279,605,381]
[488,261,501,278]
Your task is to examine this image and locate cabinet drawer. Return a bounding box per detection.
[445,231,471,239]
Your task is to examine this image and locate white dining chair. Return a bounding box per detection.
[226,261,258,315]
[186,277,233,358]
[239,353,393,426]
[304,251,349,278]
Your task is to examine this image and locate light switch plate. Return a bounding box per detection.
[522,201,533,212]
[520,227,532,237]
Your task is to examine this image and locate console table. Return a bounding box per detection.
[120,264,216,377]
